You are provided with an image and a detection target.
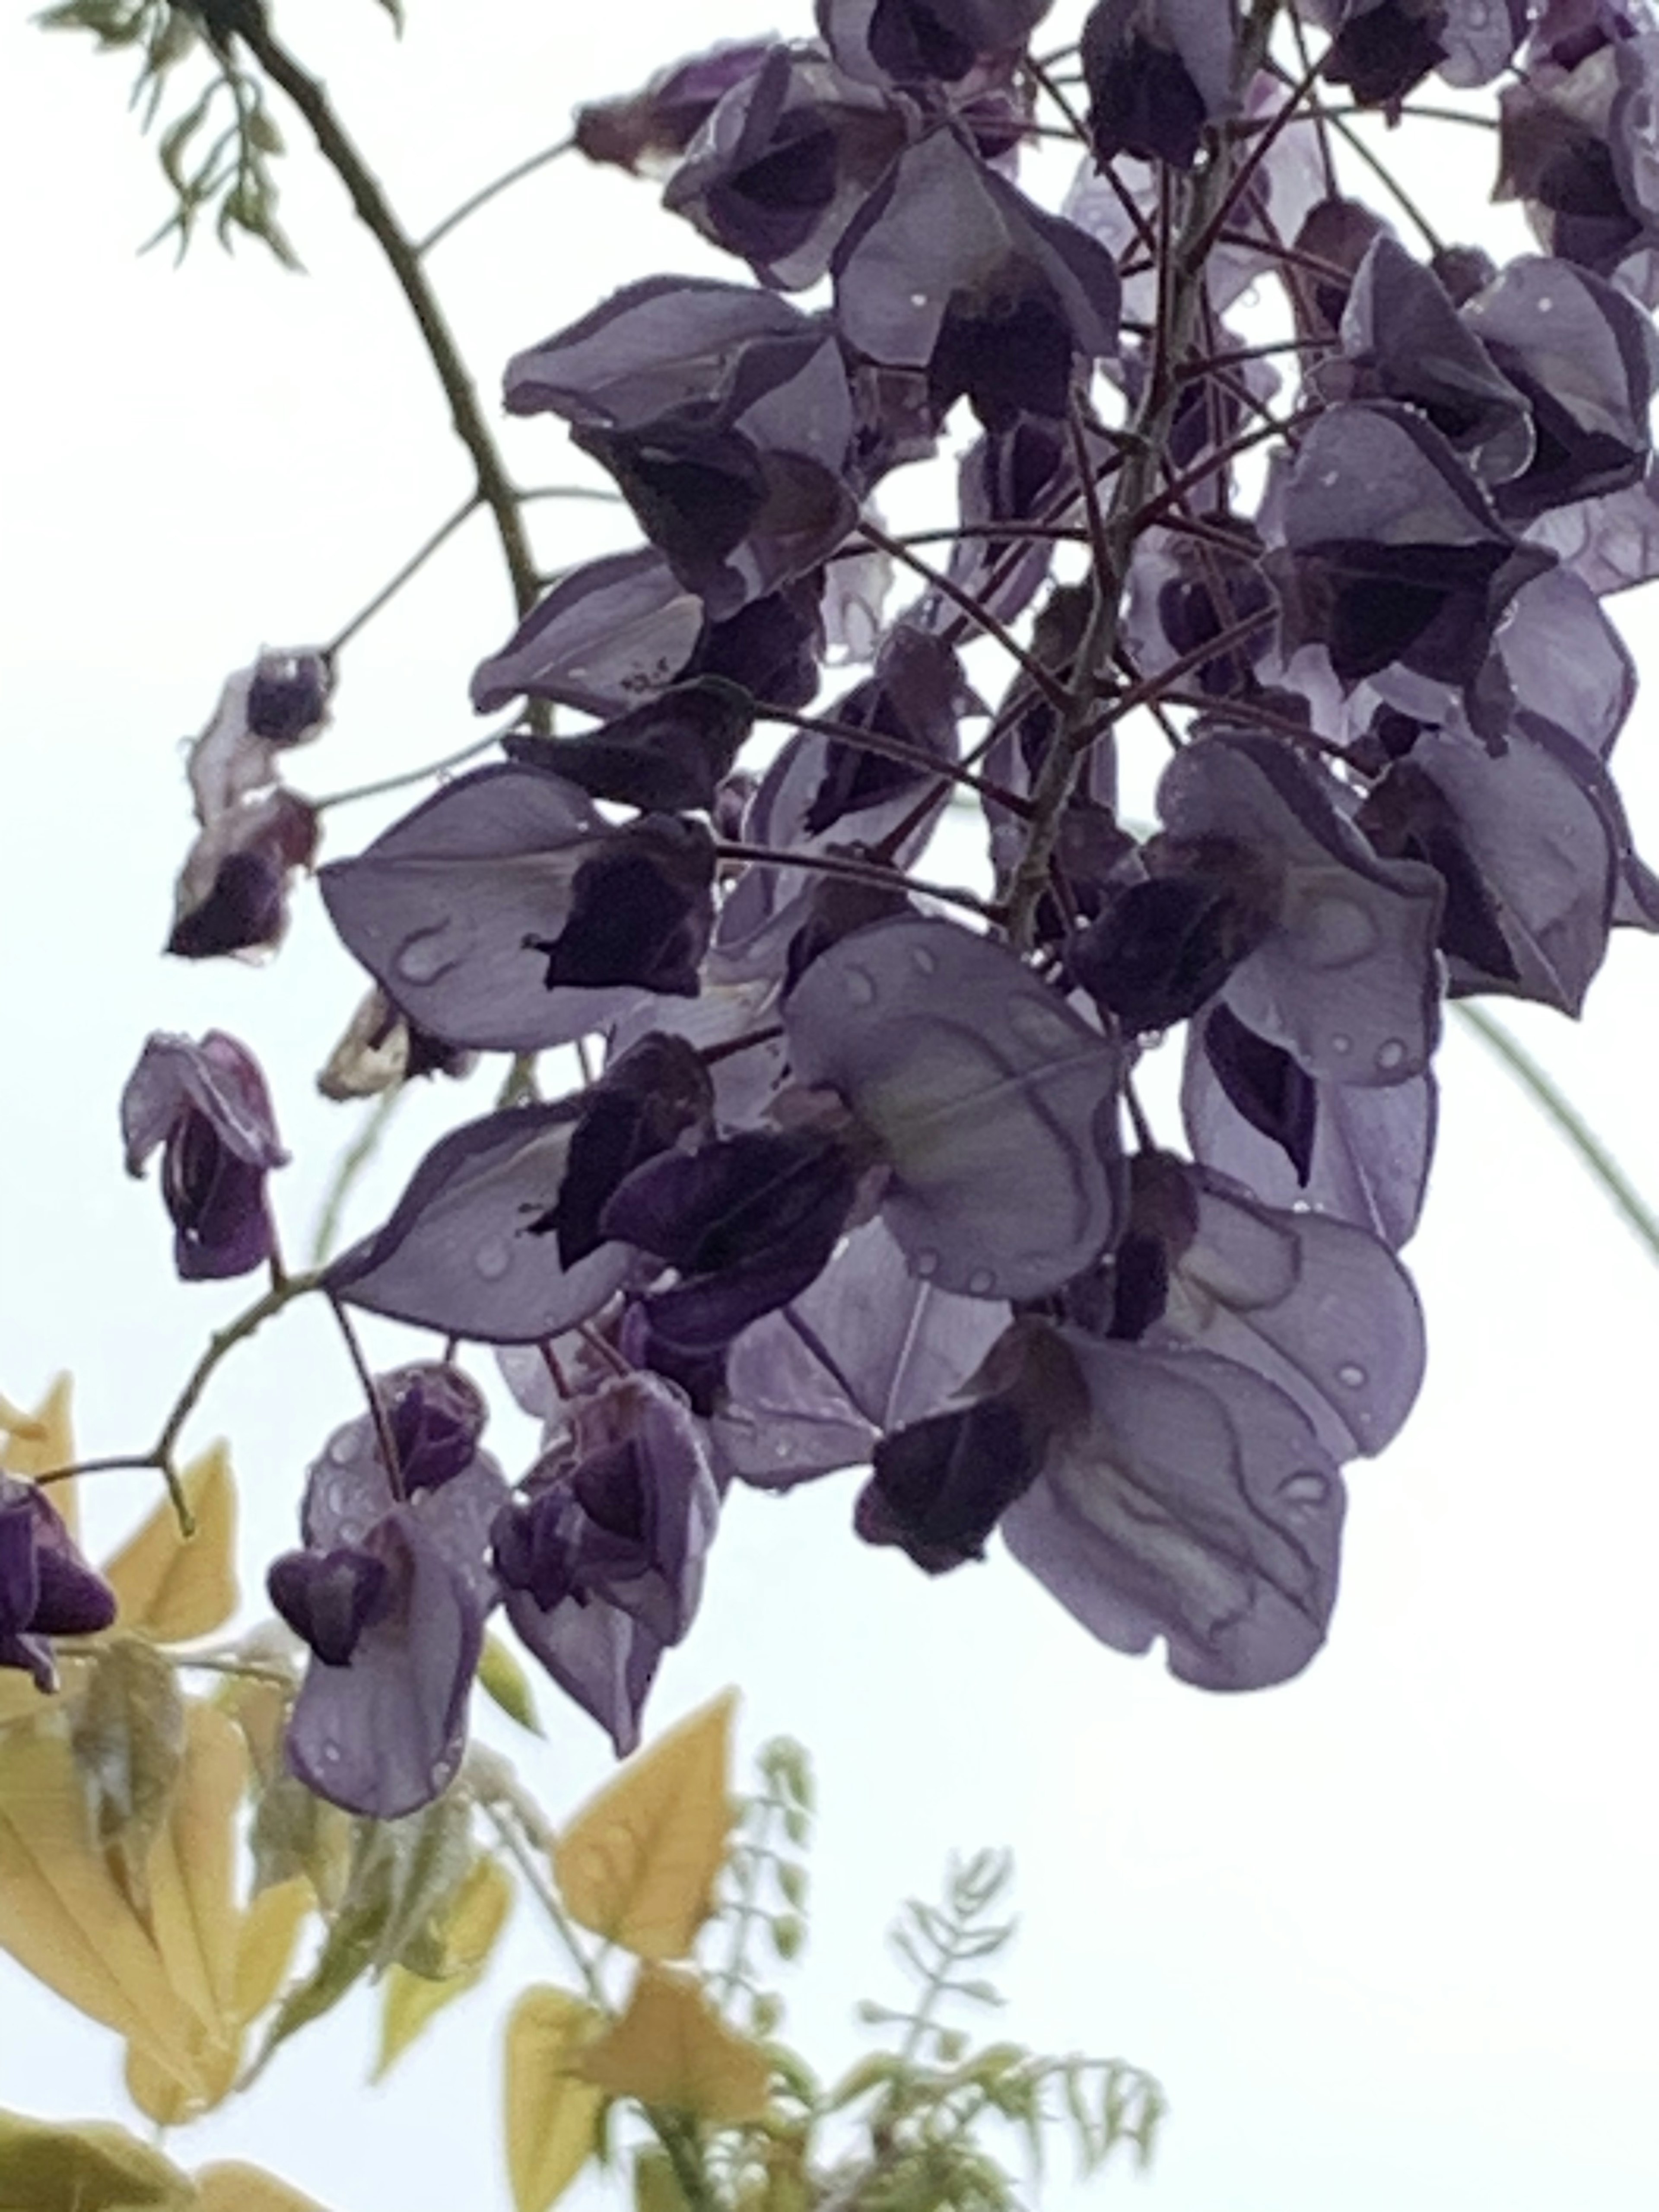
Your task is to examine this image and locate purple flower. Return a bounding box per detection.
[318,765,706,1052]
[1154,731,1445,1086]
[504,279,856,617]
[1081,0,1239,169]
[783,916,1126,1298]
[120,1030,288,1281]
[833,127,1120,432]
[574,40,775,175]
[272,1373,508,1818]
[1001,1326,1348,1690]
[664,45,907,290]
[0,1477,117,1692]
[818,0,1054,87]
[1311,0,1450,111]
[493,1373,720,1754]
[326,1100,635,1344]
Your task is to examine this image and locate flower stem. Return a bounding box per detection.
[232,6,539,617]
[1456,1004,1659,1268]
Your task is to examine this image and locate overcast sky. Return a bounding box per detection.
[3,4,1657,2208]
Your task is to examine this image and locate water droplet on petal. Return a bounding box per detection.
[321,1741,342,1766]
[1279,1469,1332,1508]
[912,1249,940,1279]
[474,1237,512,1282]
[911,944,938,976]
[1536,294,1554,314]
[327,1433,355,1465]
[1320,468,1341,488]
[909,291,929,309]
[1300,895,1378,968]
[1375,1038,1407,1073]
[1331,1033,1353,1055]
[396,928,454,986]
[966,1266,996,1295]
[843,965,878,1008]
[1336,1361,1367,1389]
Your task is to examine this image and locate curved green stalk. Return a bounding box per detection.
[1456,1002,1659,1268]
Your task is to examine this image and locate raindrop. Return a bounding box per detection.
[321,1741,342,1766]
[843,965,878,1007]
[327,1432,356,1465]
[1336,1361,1367,1389]
[474,1237,512,1282]
[1279,1470,1331,1508]
[911,944,938,976]
[1300,894,1378,967]
[912,1249,940,1279]
[909,291,929,309]
[1331,1033,1353,1055]
[1536,295,1554,315]
[396,928,454,986]
[966,1266,996,1295]
[1374,1037,1407,1073]
[1319,468,1341,488]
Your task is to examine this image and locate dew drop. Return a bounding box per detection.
[1279,1469,1332,1508]
[320,1741,342,1766]
[1300,894,1378,968]
[1319,467,1341,488]
[396,928,454,986]
[1374,1037,1407,1073]
[1336,1361,1367,1389]
[911,944,938,976]
[913,1249,940,1279]
[474,1237,512,1282]
[1536,294,1554,314]
[843,965,878,1007]
[966,1266,996,1295]
[909,291,929,309]
[1331,1033,1353,1055]
[327,1432,356,1465]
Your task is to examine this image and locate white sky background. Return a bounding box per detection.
[2,2,1658,2207]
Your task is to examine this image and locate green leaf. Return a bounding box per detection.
[69,1638,186,1919]
[477,1631,543,1734]
[503,1986,605,2212]
[0,2110,194,2211]
[555,1691,736,1961]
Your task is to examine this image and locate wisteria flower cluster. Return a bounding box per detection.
[44,0,1659,1822]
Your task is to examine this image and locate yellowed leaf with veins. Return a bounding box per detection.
[554,1690,737,1959]
[0,2107,196,2211]
[197,2160,335,2212]
[504,1985,607,2212]
[0,1721,207,2083]
[103,1442,238,1642]
[577,1964,772,2123]
[374,1854,514,2081]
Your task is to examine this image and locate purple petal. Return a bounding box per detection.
[471,549,704,717]
[785,916,1125,1298]
[1003,1333,1345,1690]
[327,1103,634,1344]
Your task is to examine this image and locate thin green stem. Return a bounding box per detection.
[481,1798,608,2008]
[323,493,481,658]
[416,132,575,255]
[308,1089,405,1266]
[1456,1004,1659,1267]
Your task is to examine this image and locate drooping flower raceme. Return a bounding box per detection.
[106,4,1659,1807]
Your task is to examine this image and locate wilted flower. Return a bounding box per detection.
[0,1476,116,1691]
[120,1030,288,1281]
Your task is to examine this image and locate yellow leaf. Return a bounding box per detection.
[103,1443,238,1643]
[144,1702,247,2040]
[124,2036,240,2131]
[0,1722,208,2085]
[0,2108,195,2211]
[196,2162,333,2212]
[576,1965,772,2125]
[503,1986,606,2212]
[233,1877,312,2025]
[373,1855,513,2081]
[554,1691,736,1959]
[0,1375,76,1516]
